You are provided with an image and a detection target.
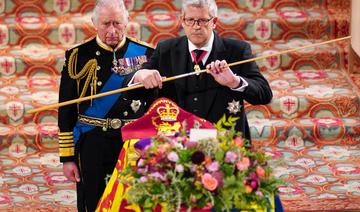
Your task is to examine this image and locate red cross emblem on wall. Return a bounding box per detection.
[59,23,75,45]
[280,96,298,116]
[6,101,24,121]
[254,19,271,40]
[54,0,70,13]
[0,57,15,76]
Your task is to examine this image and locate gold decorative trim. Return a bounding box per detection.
[67,48,98,99]
[59,143,75,148]
[59,132,73,136]
[127,36,154,49]
[59,147,75,157]
[59,139,74,144]
[96,35,126,52]
[59,136,73,140]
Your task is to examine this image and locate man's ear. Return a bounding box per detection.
[211,17,218,29]
[180,15,185,27]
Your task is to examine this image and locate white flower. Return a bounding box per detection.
[175,164,184,173]
[167,151,179,162]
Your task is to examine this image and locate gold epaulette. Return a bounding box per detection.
[58,131,75,157]
[127,36,155,49]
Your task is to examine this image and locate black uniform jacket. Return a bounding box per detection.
[58,37,154,162]
[141,34,272,140]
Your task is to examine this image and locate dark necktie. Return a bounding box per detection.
[192,49,206,66]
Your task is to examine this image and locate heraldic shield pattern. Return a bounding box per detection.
[1,0,360,211]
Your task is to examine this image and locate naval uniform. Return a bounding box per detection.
[58,36,154,212]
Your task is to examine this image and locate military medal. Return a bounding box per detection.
[227,100,241,114]
[131,100,142,113]
[111,50,119,73]
[194,64,201,73]
[112,55,148,75]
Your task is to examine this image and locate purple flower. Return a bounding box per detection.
[191,151,205,164]
[137,167,147,174]
[225,151,237,163]
[134,138,151,150]
[167,151,179,162]
[206,161,219,172]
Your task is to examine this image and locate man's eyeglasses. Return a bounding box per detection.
[183,17,213,27]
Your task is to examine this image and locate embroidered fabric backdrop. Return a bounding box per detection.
[1,0,360,211]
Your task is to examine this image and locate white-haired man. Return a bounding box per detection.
[58,0,154,211]
[133,0,272,141]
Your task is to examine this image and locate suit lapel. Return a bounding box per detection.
[202,34,227,117]
[171,37,189,107]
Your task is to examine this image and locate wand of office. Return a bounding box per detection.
[27,35,351,114]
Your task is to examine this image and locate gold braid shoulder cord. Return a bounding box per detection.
[68,48,98,104]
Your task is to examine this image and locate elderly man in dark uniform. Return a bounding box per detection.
[133,0,272,141]
[57,0,154,211]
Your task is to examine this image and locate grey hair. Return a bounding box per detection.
[92,0,129,25]
[181,0,218,17]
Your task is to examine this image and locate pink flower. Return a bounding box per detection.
[250,180,258,190]
[206,161,219,172]
[150,172,166,181]
[233,137,244,147]
[236,157,250,171]
[167,151,179,162]
[256,191,264,197]
[212,171,224,187]
[140,176,148,182]
[191,195,197,203]
[225,151,237,163]
[256,166,266,178]
[184,141,198,148]
[201,173,218,191]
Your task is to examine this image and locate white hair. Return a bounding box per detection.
[92,0,129,24]
[181,0,218,17]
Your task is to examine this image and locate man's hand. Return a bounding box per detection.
[63,162,80,182]
[206,60,241,89]
[133,69,163,89]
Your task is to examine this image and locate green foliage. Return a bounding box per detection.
[119,115,282,211]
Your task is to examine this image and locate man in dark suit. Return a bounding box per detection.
[58,0,154,211]
[132,0,272,140]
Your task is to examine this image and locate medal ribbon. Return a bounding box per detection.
[191,49,207,65]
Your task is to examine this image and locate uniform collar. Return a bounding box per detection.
[96,35,127,52]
